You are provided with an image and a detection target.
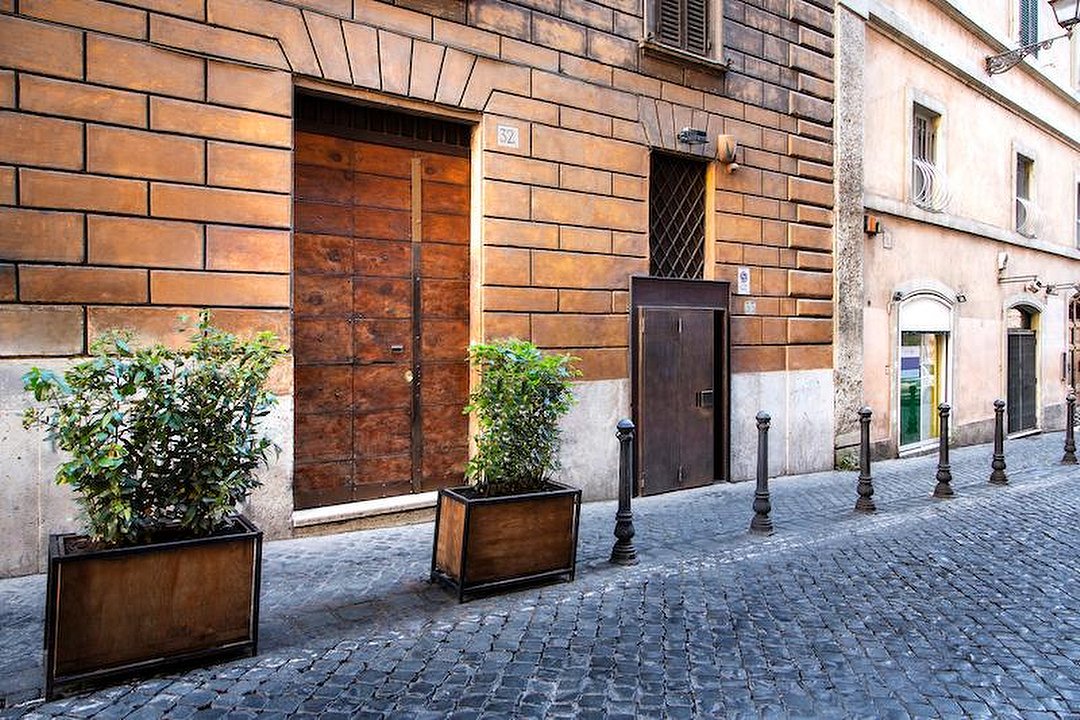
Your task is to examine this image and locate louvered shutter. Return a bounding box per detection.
[657,0,683,48]
[1019,0,1038,47]
[655,0,709,56]
[686,0,708,55]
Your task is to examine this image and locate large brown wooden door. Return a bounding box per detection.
[638,307,716,494]
[293,131,470,510]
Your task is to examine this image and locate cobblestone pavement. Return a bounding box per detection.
[3,431,1080,718]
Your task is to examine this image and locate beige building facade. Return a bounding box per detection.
[835,0,1080,459]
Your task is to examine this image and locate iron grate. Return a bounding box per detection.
[649,153,706,279]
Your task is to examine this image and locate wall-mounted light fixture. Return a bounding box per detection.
[986,0,1079,74]
[863,213,882,235]
[717,134,739,173]
[677,127,708,145]
[955,291,968,303]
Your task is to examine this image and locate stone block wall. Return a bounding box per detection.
[0,0,835,576]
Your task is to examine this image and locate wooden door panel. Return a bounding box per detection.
[295,413,352,463]
[295,366,351,413]
[295,165,352,203]
[423,214,470,244]
[421,279,469,318]
[421,319,468,360]
[294,318,352,364]
[423,182,469,213]
[353,365,412,412]
[352,239,411,277]
[295,132,351,169]
[354,144,412,177]
[354,174,410,209]
[353,319,411,364]
[295,233,352,275]
[351,207,409,240]
[420,364,467,406]
[421,244,469,278]
[295,131,470,508]
[295,201,353,236]
[293,462,354,509]
[355,409,411,456]
[354,277,412,318]
[419,153,470,184]
[294,275,352,316]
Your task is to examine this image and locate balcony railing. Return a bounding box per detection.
[1016,196,1040,238]
[912,158,952,213]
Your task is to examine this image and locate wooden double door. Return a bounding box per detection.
[293,131,470,510]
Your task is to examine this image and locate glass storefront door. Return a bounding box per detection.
[900,332,947,447]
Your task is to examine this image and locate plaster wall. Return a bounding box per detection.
[0,358,294,576]
[864,27,1079,245]
[861,218,1075,452]
[557,379,629,502]
[731,369,836,481]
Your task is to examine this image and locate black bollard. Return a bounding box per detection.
[750,411,774,535]
[610,419,639,565]
[933,402,955,498]
[1063,393,1077,465]
[989,399,1008,485]
[855,406,876,512]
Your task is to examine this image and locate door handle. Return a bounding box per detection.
[695,389,714,409]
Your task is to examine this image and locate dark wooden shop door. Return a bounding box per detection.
[638,307,716,494]
[1007,330,1037,434]
[293,131,470,510]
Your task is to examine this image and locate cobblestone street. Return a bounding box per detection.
[3,430,1080,718]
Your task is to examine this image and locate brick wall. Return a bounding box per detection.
[0,0,834,380]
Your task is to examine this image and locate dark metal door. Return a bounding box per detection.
[1007,331,1037,433]
[639,307,715,494]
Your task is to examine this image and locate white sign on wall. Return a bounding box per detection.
[496,125,520,149]
[737,266,751,295]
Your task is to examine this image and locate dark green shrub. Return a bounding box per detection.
[464,338,578,496]
[23,311,285,547]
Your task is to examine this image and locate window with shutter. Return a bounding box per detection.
[645,0,722,67]
[1019,0,1039,48]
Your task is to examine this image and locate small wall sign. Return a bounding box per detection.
[496,124,520,148]
[737,266,751,295]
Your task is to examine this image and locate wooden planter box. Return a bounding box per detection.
[430,482,582,602]
[45,515,262,699]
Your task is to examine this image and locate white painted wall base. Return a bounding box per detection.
[730,369,836,481]
[557,379,630,502]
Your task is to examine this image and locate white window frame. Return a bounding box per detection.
[906,91,948,212]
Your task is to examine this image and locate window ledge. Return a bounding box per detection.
[639,38,729,73]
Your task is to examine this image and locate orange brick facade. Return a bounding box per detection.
[0,0,834,379]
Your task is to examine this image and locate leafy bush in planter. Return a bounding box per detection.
[464,338,578,496]
[23,311,285,547]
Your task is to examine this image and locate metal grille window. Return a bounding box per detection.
[1016,154,1036,236]
[649,153,706,279]
[911,105,948,212]
[1020,0,1039,49]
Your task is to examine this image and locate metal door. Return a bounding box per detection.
[639,306,715,494]
[1007,331,1037,433]
[293,131,470,509]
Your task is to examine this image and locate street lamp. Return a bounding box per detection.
[986,0,1079,74]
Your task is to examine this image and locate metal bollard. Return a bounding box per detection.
[1063,393,1077,465]
[750,411,774,535]
[610,418,639,565]
[855,406,876,512]
[989,399,1008,485]
[933,402,955,498]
